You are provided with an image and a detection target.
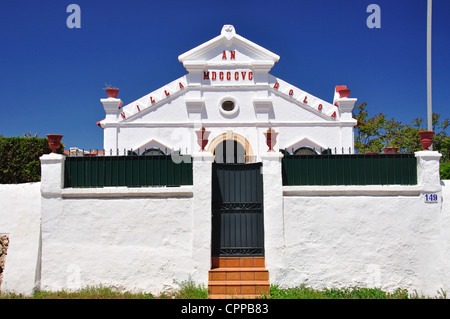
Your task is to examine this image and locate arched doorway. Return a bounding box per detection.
[209,132,264,258]
[208,131,255,163]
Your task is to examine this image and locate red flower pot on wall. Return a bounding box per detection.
[105,88,119,98]
[263,128,279,152]
[46,134,63,153]
[418,131,435,151]
[338,89,351,98]
[195,126,211,151]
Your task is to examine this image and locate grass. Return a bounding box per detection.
[0,282,446,299]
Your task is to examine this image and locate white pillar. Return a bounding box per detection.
[101,98,122,155]
[39,153,66,292]
[40,153,65,196]
[191,151,214,286]
[261,151,284,278]
[415,151,442,193]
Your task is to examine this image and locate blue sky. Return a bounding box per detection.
[0,0,448,150]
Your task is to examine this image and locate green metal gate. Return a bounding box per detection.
[211,162,264,257]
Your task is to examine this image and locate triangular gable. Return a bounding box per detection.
[268,75,339,120]
[132,138,173,155]
[178,25,280,71]
[284,137,326,154]
[118,76,188,121]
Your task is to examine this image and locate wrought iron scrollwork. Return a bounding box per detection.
[219,248,264,256]
[213,202,262,211]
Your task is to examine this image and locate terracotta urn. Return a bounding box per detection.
[263,128,279,152]
[105,88,119,98]
[46,134,63,153]
[195,126,211,151]
[418,131,435,151]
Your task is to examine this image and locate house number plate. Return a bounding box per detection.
[424,193,438,203]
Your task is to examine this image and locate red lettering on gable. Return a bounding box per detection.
[230,50,236,60]
[179,82,184,89]
[241,71,247,80]
[226,72,231,80]
[235,72,239,80]
[222,51,227,59]
[150,96,155,103]
[136,105,140,112]
[203,71,210,80]
[303,96,308,104]
[289,89,294,96]
[212,71,217,80]
[248,72,253,80]
[121,112,126,119]
[165,90,170,96]
[318,104,323,110]
[219,72,224,80]
[273,82,279,89]
[331,111,336,118]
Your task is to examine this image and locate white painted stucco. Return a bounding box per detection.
[1,152,449,297]
[0,182,41,295]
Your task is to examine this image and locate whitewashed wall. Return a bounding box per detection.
[37,152,213,295]
[40,191,195,294]
[1,152,449,297]
[275,191,447,296]
[263,151,449,297]
[0,182,41,295]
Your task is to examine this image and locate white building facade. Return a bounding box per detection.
[98,25,357,159]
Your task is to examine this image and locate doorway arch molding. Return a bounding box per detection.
[207,130,255,163]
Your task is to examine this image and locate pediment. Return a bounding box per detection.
[284,137,326,154]
[178,25,280,71]
[133,138,173,155]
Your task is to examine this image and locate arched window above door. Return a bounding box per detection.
[293,147,317,155]
[214,140,246,164]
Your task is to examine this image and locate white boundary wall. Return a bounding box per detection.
[1,151,449,297]
[263,151,450,297]
[0,182,41,295]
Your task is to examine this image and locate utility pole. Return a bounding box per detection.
[427,0,433,149]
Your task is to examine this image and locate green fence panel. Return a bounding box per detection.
[282,154,417,186]
[64,155,193,188]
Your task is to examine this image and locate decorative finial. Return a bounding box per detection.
[221,25,236,39]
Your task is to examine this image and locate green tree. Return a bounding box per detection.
[353,103,449,162]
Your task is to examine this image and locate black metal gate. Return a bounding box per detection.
[211,162,264,257]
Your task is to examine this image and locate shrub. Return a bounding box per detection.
[440,162,450,180]
[0,136,63,184]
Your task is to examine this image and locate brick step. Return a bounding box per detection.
[208,280,270,296]
[212,257,266,268]
[209,268,269,281]
[208,257,270,298]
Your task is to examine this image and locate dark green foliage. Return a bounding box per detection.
[353,103,449,179]
[0,136,63,184]
[440,162,450,180]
